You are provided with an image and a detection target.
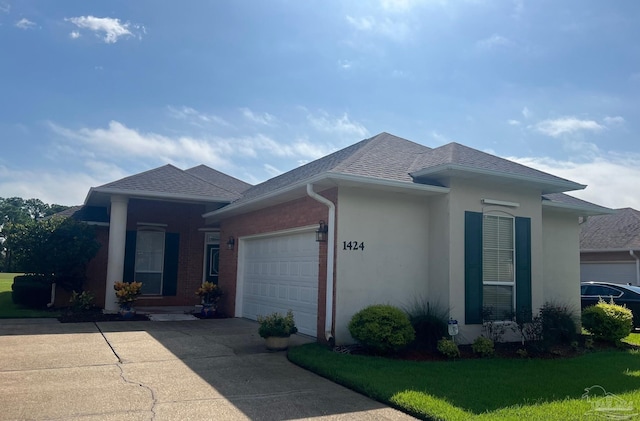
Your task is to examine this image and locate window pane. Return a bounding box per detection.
[137,273,162,295]
[483,215,514,283]
[483,285,513,320]
[135,230,165,295]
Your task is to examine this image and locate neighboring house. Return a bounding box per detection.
[580,208,640,286]
[69,132,609,344]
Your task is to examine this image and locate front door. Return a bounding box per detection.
[205,243,220,285]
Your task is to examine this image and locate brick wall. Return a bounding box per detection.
[218,188,337,341]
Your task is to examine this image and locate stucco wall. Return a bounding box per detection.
[446,179,544,342]
[542,209,581,318]
[334,187,431,344]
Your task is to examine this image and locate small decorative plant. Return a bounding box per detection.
[195,282,222,306]
[258,310,298,338]
[69,290,96,314]
[471,336,495,357]
[437,337,460,359]
[114,281,142,309]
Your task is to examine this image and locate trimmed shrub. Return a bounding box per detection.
[348,304,415,354]
[472,336,495,357]
[404,298,448,351]
[12,274,51,308]
[582,300,633,343]
[69,290,96,314]
[437,338,460,359]
[539,302,578,347]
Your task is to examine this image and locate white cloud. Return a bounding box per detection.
[15,18,35,29]
[338,59,353,70]
[263,164,283,177]
[346,15,411,42]
[512,0,524,19]
[430,130,454,144]
[306,111,369,138]
[534,117,605,138]
[507,119,520,126]
[0,2,9,13]
[167,106,230,127]
[476,34,513,50]
[65,16,143,44]
[603,115,625,126]
[522,107,531,119]
[511,154,640,210]
[240,108,277,126]
[70,31,80,39]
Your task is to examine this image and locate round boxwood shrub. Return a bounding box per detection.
[12,274,52,308]
[348,304,415,354]
[582,300,633,343]
[471,336,495,357]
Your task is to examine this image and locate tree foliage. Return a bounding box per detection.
[4,217,99,291]
[0,197,70,271]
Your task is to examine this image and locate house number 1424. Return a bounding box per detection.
[343,241,364,251]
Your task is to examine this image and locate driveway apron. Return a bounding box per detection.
[0,318,415,420]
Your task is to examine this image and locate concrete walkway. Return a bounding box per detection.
[0,318,415,421]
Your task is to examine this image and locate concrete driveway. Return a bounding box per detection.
[0,318,415,421]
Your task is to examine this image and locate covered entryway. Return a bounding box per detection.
[239,230,319,337]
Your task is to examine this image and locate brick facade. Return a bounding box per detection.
[218,188,337,341]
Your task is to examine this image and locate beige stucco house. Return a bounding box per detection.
[72,132,610,344]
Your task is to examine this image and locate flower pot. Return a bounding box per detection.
[201,304,217,318]
[119,307,136,319]
[264,335,290,351]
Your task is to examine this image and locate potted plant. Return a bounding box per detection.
[114,281,142,318]
[195,282,223,317]
[257,309,298,350]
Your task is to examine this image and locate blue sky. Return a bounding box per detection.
[1,0,639,208]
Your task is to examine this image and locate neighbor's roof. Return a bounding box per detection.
[85,164,251,206]
[580,208,640,250]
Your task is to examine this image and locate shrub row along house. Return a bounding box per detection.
[64,132,610,344]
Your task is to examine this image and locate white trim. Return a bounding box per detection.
[542,200,614,215]
[85,187,234,206]
[203,172,449,219]
[482,198,520,208]
[239,224,317,241]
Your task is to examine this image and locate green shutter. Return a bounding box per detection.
[515,217,532,322]
[162,233,180,296]
[465,211,483,324]
[123,231,136,283]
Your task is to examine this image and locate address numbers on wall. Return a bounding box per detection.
[342,241,365,251]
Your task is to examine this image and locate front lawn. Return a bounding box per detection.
[0,273,59,318]
[288,343,640,420]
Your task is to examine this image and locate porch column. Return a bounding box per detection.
[104,195,129,312]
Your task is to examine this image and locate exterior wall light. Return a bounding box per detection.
[316,220,328,242]
[226,236,235,250]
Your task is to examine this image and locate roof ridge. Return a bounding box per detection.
[99,164,179,188]
[183,165,243,197]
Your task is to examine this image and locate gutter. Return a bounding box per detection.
[306,183,335,344]
[47,282,56,308]
[630,250,640,286]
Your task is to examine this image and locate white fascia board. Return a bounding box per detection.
[202,172,450,219]
[411,164,586,193]
[88,187,233,205]
[581,248,640,253]
[542,200,614,216]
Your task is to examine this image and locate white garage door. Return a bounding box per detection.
[581,262,637,285]
[241,231,319,337]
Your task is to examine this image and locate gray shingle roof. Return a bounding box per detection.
[238,132,431,202]
[410,142,582,189]
[96,164,242,201]
[185,165,252,194]
[580,208,640,250]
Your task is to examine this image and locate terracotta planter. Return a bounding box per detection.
[264,336,290,351]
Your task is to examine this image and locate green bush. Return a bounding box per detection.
[11,274,51,308]
[471,336,495,357]
[69,290,96,314]
[582,300,633,343]
[436,338,460,359]
[348,304,415,354]
[403,298,448,351]
[539,302,578,348]
[257,309,298,338]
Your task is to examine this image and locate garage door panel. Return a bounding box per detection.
[241,231,319,337]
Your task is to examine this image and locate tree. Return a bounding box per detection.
[0,197,70,272]
[3,217,99,291]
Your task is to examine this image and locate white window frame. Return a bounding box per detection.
[135,228,166,296]
[482,213,516,321]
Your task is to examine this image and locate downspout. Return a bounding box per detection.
[630,250,640,286]
[47,282,56,308]
[306,184,335,344]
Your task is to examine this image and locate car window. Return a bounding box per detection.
[580,285,589,295]
[584,285,622,298]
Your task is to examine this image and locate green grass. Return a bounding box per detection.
[288,343,640,420]
[0,273,60,318]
